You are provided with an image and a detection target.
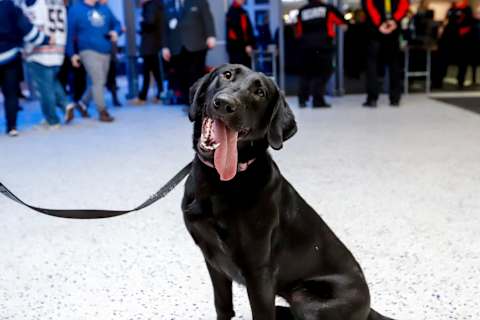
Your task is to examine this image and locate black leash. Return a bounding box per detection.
[0,162,192,219]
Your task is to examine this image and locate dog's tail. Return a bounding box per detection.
[368,308,396,320]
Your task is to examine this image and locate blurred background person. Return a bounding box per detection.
[295,0,347,108]
[105,38,122,107]
[22,0,76,129]
[162,0,216,105]
[0,0,51,136]
[434,0,473,89]
[100,0,123,107]
[57,0,88,117]
[132,0,165,106]
[447,0,473,89]
[256,14,273,50]
[408,0,435,46]
[226,0,256,67]
[362,0,409,107]
[471,4,480,85]
[58,53,88,113]
[66,0,122,122]
[344,9,369,80]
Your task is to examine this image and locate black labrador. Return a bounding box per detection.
[182,64,395,320]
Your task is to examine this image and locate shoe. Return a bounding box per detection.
[99,110,114,122]
[7,129,19,137]
[37,120,50,129]
[152,96,162,104]
[390,100,400,107]
[313,99,331,108]
[65,103,75,124]
[112,93,122,107]
[362,100,377,108]
[49,124,61,130]
[131,98,146,106]
[37,120,61,130]
[18,92,28,99]
[76,102,90,118]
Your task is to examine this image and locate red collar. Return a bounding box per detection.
[197,154,256,173]
[232,1,242,8]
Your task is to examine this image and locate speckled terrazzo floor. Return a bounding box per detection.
[0,94,479,320]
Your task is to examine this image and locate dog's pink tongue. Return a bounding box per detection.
[213,120,238,181]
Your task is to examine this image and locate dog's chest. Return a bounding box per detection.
[187,214,247,284]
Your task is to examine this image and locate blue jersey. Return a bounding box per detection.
[65,1,122,56]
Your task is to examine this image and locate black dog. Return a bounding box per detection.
[182,64,395,320]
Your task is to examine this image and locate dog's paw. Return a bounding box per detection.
[217,311,235,320]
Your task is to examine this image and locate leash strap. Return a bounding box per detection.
[0,162,192,219]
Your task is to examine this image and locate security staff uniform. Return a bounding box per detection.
[226,1,256,67]
[445,0,473,88]
[163,0,215,102]
[362,0,409,106]
[296,0,346,108]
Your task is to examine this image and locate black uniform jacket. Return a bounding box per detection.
[226,3,256,53]
[164,0,216,55]
[295,0,347,50]
[140,0,165,56]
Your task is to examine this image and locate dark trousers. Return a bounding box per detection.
[58,57,87,103]
[298,48,334,105]
[472,45,480,84]
[170,48,207,100]
[0,57,21,133]
[228,50,251,68]
[106,55,121,105]
[139,53,163,100]
[456,39,472,88]
[106,57,117,93]
[366,35,402,103]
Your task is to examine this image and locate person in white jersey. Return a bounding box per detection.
[22,0,75,128]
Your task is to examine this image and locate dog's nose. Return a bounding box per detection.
[213,95,237,114]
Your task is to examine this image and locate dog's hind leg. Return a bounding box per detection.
[285,274,371,320]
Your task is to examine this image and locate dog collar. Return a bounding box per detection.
[197,154,256,173]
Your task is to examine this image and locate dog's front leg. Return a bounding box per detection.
[245,267,276,320]
[206,262,235,320]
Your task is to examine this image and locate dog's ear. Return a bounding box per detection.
[188,71,214,122]
[267,88,297,150]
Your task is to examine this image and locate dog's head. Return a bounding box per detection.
[189,64,297,181]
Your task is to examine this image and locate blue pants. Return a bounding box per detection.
[28,62,70,125]
[0,56,21,133]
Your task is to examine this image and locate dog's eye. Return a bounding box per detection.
[223,71,233,80]
[255,89,265,97]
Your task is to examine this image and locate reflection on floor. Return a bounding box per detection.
[0,94,479,319]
